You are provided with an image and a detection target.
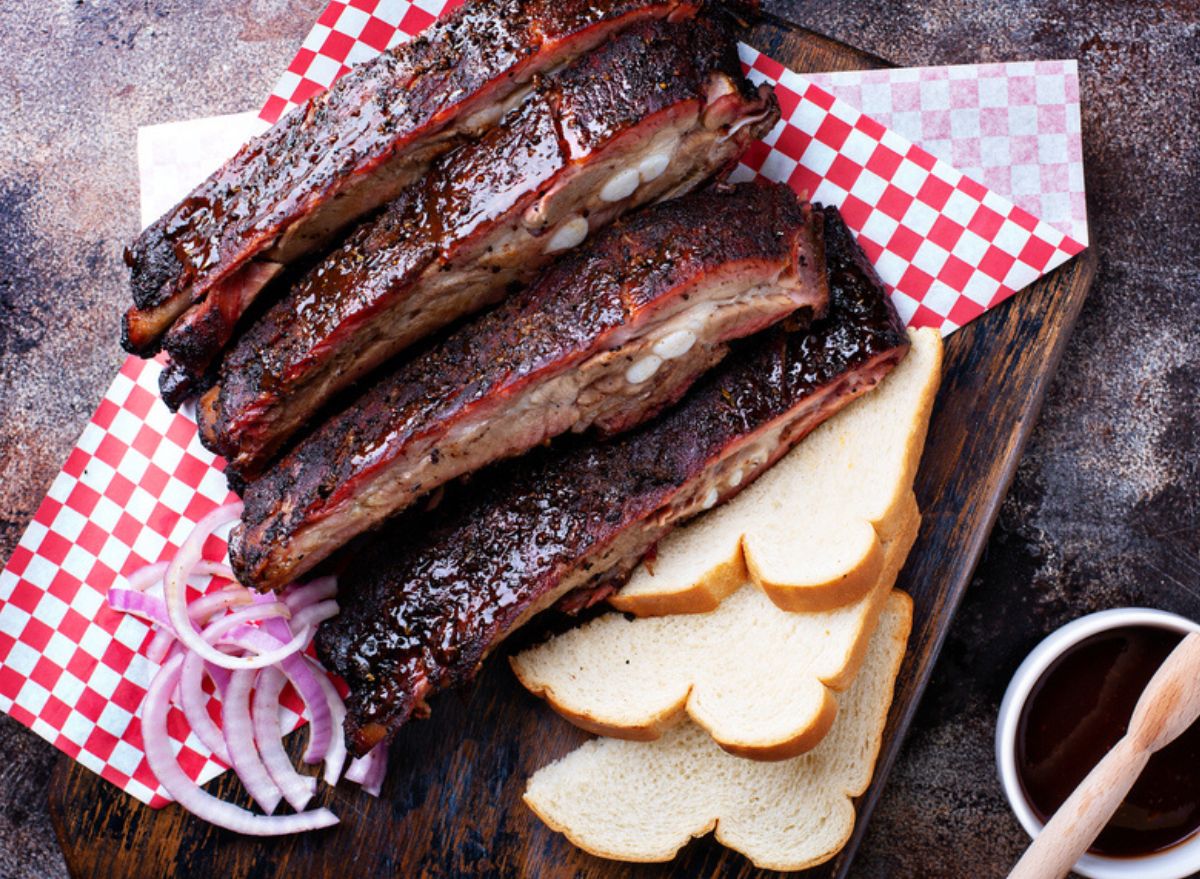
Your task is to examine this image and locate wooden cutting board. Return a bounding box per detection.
[47,16,1098,879]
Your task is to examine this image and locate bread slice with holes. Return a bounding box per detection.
[524,591,913,870]
[611,326,941,616]
[510,490,917,760]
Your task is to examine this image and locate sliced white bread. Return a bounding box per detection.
[510,491,918,760]
[524,591,913,871]
[611,326,941,616]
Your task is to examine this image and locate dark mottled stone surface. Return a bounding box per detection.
[0,2,1197,878]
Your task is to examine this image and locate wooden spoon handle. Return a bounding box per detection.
[1008,737,1149,879]
[1129,632,1200,751]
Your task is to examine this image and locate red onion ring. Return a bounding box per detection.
[201,604,312,670]
[291,600,339,644]
[261,617,333,765]
[180,650,232,764]
[109,585,252,627]
[146,628,176,664]
[142,655,338,835]
[126,561,168,592]
[283,577,337,613]
[163,503,275,671]
[127,558,235,593]
[345,743,388,797]
[361,751,388,798]
[223,667,283,813]
[114,506,390,835]
[252,667,316,811]
[209,619,335,773]
[309,663,348,785]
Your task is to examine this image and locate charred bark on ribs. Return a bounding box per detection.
[122,0,730,399]
[198,15,780,475]
[316,206,910,755]
[230,182,828,591]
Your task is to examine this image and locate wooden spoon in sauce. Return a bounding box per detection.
[1009,631,1200,879]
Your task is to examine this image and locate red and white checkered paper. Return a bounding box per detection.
[0,0,1088,806]
[805,61,1087,248]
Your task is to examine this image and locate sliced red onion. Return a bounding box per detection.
[180,651,231,764]
[108,587,171,624]
[126,558,235,593]
[223,668,283,814]
[361,748,388,797]
[291,600,339,637]
[202,602,289,635]
[309,663,348,785]
[343,752,371,785]
[283,577,337,613]
[163,502,267,670]
[109,585,252,629]
[345,743,388,796]
[206,661,232,695]
[126,561,168,592]
[190,587,253,621]
[195,559,237,581]
[205,610,312,670]
[142,655,338,836]
[212,621,334,769]
[262,617,333,766]
[114,510,374,834]
[147,628,176,664]
[253,667,317,811]
[110,589,296,668]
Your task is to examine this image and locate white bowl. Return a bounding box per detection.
[996,607,1200,879]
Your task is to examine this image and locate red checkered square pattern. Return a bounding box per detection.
[0,357,307,806]
[805,61,1088,248]
[260,0,463,123]
[732,45,1084,332]
[0,0,1088,806]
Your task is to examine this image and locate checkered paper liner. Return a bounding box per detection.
[0,0,1088,807]
[0,357,314,806]
[805,61,1087,248]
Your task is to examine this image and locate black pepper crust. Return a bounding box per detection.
[229,181,823,590]
[199,14,775,470]
[121,0,711,355]
[316,204,909,755]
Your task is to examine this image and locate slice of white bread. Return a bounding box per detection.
[611,326,941,616]
[510,491,917,760]
[524,591,913,871]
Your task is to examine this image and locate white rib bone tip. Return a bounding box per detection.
[599,168,641,203]
[545,216,588,253]
[637,152,671,183]
[624,354,663,385]
[702,487,720,510]
[651,329,696,361]
[728,468,744,488]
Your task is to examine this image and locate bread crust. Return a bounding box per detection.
[613,327,942,617]
[522,592,916,869]
[512,491,920,759]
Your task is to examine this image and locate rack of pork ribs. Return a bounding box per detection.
[120,0,909,755]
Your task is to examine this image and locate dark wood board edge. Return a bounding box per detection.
[46,16,1099,879]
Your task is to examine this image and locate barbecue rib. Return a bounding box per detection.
[121,0,718,382]
[316,206,910,754]
[230,183,828,591]
[198,16,780,466]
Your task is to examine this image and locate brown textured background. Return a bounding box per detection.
[0,2,1197,877]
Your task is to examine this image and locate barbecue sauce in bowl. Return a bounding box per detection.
[1015,625,1200,857]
